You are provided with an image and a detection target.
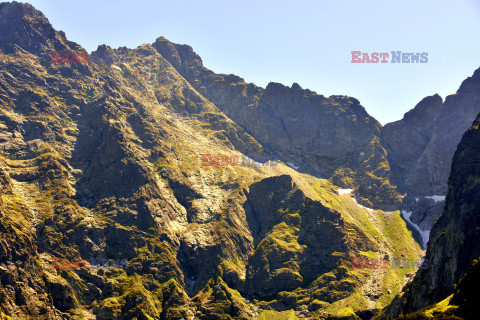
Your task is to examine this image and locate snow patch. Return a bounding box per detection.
[351,197,374,212]
[287,162,299,169]
[338,188,353,195]
[337,189,374,211]
[401,210,430,249]
[425,195,446,203]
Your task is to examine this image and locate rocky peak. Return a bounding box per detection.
[152,36,203,74]
[455,65,480,96]
[0,1,74,54]
[89,44,116,64]
[382,66,480,200]
[264,81,287,93]
[152,36,182,69]
[291,82,302,91]
[382,94,443,191]
[402,94,443,122]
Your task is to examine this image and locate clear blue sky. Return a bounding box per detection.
[18,0,480,124]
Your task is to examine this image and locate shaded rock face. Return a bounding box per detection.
[448,258,480,320]
[386,259,480,320]
[383,70,480,199]
[382,94,443,193]
[257,83,380,178]
[386,112,480,317]
[382,70,480,230]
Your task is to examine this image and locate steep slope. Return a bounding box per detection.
[380,112,480,319]
[382,69,480,232]
[409,69,480,196]
[152,37,403,211]
[390,259,480,320]
[382,94,443,194]
[0,2,422,320]
[153,35,480,220]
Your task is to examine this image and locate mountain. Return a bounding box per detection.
[379,112,480,319]
[1,2,480,319]
[382,94,443,195]
[382,69,480,232]
[153,36,408,212]
[153,35,480,220]
[0,2,424,319]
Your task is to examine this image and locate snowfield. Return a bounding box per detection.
[337,189,374,211]
[401,210,430,249]
[425,195,446,203]
[287,162,300,170]
[338,188,353,195]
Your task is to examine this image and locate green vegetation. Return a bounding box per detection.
[395,295,458,319]
[257,309,299,320]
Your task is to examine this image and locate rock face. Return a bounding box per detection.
[382,112,480,318]
[382,94,443,194]
[384,70,480,197]
[244,175,347,297]
[382,69,480,232]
